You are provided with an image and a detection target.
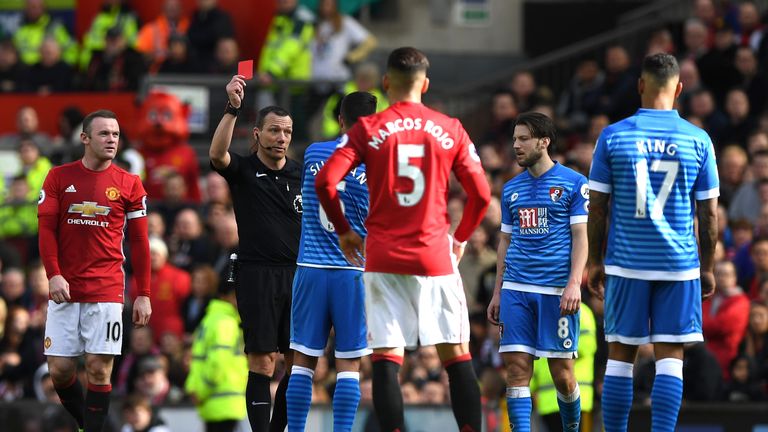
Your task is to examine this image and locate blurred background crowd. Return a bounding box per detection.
[0,0,768,431]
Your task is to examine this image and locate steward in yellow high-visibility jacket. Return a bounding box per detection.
[79,2,139,70]
[257,6,314,81]
[185,289,248,427]
[531,303,597,431]
[14,10,78,66]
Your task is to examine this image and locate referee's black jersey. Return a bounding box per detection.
[213,152,302,265]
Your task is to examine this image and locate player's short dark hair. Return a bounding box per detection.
[255,105,291,129]
[641,53,680,85]
[82,109,117,135]
[340,91,377,127]
[515,111,557,150]
[387,47,430,76]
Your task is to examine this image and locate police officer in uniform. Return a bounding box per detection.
[209,74,301,432]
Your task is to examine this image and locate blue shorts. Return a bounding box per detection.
[290,266,370,358]
[604,275,702,345]
[498,289,579,358]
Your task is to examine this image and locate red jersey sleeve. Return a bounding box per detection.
[38,169,61,277]
[316,126,366,235]
[451,124,491,242]
[127,176,151,297]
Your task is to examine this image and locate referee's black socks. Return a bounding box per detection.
[444,354,482,432]
[372,354,405,432]
[246,372,272,432]
[54,374,84,429]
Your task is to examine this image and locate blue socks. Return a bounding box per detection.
[286,366,314,432]
[651,358,683,432]
[602,360,634,432]
[333,371,361,432]
[506,386,532,432]
[287,367,362,432]
[557,384,581,432]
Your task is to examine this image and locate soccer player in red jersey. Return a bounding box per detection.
[38,110,152,432]
[316,47,491,432]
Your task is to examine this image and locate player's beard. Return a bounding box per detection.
[517,147,544,167]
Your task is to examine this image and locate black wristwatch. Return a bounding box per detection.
[224,101,241,117]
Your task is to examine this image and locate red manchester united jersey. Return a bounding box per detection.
[38,161,147,303]
[318,101,490,276]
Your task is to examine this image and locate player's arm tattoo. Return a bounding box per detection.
[696,198,718,273]
[587,190,610,265]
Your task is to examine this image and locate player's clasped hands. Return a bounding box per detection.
[226,75,246,107]
[339,230,365,268]
[48,275,71,304]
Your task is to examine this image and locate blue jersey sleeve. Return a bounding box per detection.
[501,184,514,233]
[570,175,590,224]
[589,132,612,193]
[694,137,720,201]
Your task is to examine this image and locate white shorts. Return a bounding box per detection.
[363,272,470,349]
[44,301,124,356]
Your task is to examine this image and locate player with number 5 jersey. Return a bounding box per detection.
[588,54,719,432]
[316,47,491,432]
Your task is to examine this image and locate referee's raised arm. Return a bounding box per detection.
[210,74,246,170]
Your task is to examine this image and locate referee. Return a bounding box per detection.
[209,74,301,432]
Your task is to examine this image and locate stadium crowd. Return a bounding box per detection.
[0,0,767,430]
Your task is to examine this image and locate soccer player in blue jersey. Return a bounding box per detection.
[488,112,588,432]
[587,53,719,432]
[285,91,377,432]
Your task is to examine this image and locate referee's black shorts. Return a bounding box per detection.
[234,263,295,354]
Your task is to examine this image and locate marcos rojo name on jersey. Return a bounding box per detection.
[365,117,456,150]
[67,201,111,227]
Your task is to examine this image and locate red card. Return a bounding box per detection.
[238,60,253,80]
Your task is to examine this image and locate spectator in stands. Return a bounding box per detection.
[737,1,764,50]
[748,130,768,157]
[698,22,738,105]
[50,106,84,165]
[209,213,238,276]
[157,33,202,74]
[509,71,546,113]
[677,59,702,115]
[136,0,190,74]
[747,237,768,299]
[0,38,26,93]
[13,0,77,66]
[740,301,768,378]
[80,0,139,71]
[311,0,377,86]
[258,0,314,87]
[153,171,195,233]
[646,27,675,55]
[186,0,235,66]
[598,44,639,121]
[458,226,496,313]
[0,106,51,155]
[144,236,191,345]
[134,355,184,405]
[688,89,727,143]
[556,57,604,133]
[147,211,166,240]
[680,18,710,61]
[202,171,231,207]
[0,298,5,341]
[703,260,751,379]
[724,354,766,401]
[168,208,214,272]
[733,46,768,115]
[481,89,517,150]
[0,176,37,239]
[320,61,388,138]
[722,88,757,146]
[18,138,51,201]
[208,37,239,75]
[681,342,723,402]
[730,150,768,224]
[25,37,74,94]
[115,326,160,396]
[26,261,47,333]
[120,393,171,432]
[692,0,717,48]
[83,26,146,91]
[159,331,186,390]
[181,264,217,334]
[0,306,43,400]
[1,268,30,309]
[719,145,749,208]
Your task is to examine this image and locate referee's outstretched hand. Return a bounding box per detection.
[339,230,365,268]
[587,263,605,301]
[226,75,246,108]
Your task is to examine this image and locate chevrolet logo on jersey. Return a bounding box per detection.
[68,201,111,217]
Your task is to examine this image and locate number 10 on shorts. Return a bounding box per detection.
[106,321,122,342]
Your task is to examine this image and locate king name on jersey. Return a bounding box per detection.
[366,117,455,150]
[636,139,678,156]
